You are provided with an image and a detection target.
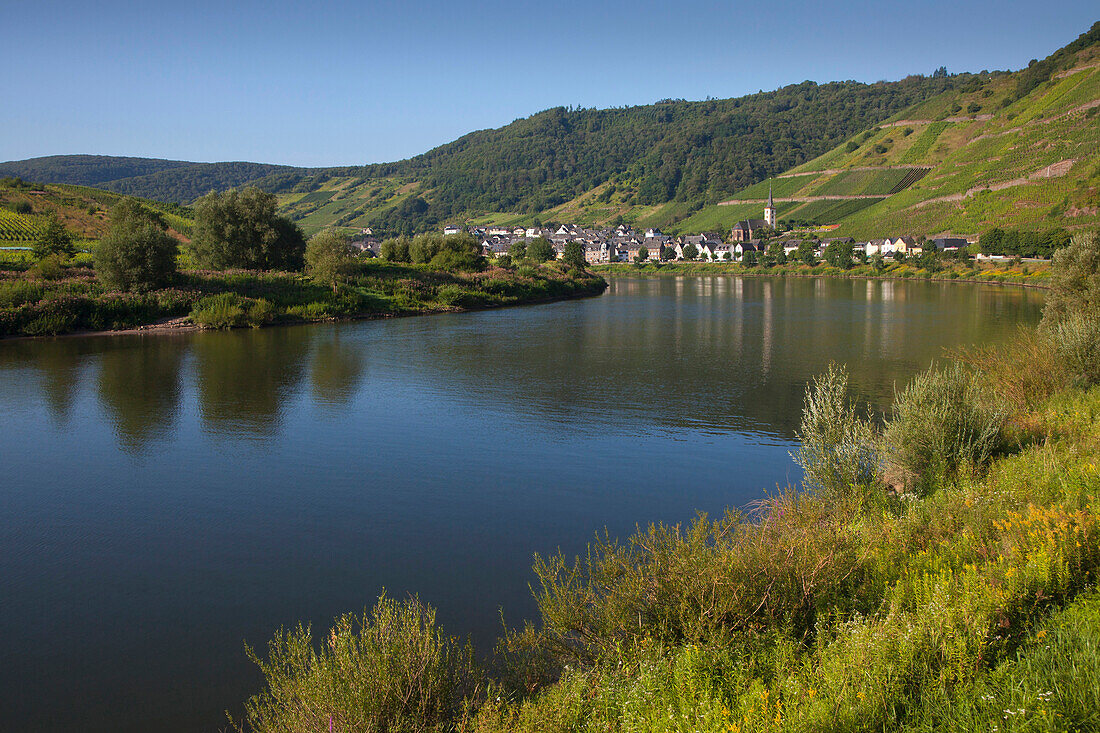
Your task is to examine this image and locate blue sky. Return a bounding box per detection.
[1,0,1095,167]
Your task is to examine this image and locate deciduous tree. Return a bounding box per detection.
[94,198,178,291]
[188,187,305,270]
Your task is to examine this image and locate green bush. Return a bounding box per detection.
[236,594,478,733]
[0,280,43,307]
[189,293,274,329]
[28,254,65,280]
[94,198,178,292]
[1050,310,1100,387]
[794,363,880,500]
[884,362,1007,492]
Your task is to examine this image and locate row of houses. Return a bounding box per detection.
[351,222,972,264]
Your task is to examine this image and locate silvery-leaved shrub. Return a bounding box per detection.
[884,362,1006,493]
[1049,310,1100,387]
[794,363,880,500]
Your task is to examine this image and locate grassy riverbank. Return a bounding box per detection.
[233,233,1100,733]
[592,259,1052,288]
[0,259,606,338]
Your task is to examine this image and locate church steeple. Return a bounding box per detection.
[764,184,776,227]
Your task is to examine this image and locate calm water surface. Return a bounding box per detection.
[0,277,1042,732]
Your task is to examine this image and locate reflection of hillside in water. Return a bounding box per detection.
[389,276,1042,441]
[0,277,1042,451]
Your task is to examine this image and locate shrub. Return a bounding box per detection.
[28,254,65,280]
[236,594,478,733]
[884,362,1007,492]
[380,237,411,262]
[794,363,880,500]
[13,201,32,214]
[1042,230,1100,326]
[305,230,355,292]
[0,280,42,307]
[189,293,274,329]
[1049,310,1100,387]
[32,213,75,261]
[94,198,178,292]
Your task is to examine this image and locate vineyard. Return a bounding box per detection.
[0,209,41,242]
[811,169,909,196]
[784,197,885,224]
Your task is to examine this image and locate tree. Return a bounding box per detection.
[796,240,816,266]
[509,240,528,260]
[870,252,886,273]
[682,243,698,261]
[380,237,411,262]
[1042,231,1100,325]
[824,241,854,269]
[527,237,555,263]
[635,245,649,264]
[562,241,586,269]
[305,230,356,292]
[660,244,676,261]
[94,197,178,291]
[765,241,787,266]
[188,187,305,270]
[918,249,942,272]
[33,212,75,261]
[742,248,759,267]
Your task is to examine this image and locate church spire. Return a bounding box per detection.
[768,184,773,209]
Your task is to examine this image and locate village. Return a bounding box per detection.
[351,194,977,264]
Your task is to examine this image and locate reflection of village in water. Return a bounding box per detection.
[3,277,1042,453]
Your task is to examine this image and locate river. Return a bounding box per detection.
[0,276,1043,732]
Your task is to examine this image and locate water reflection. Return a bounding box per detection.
[193,328,312,438]
[96,337,184,451]
[310,331,367,408]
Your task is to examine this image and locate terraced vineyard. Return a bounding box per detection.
[785,198,886,224]
[0,209,41,242]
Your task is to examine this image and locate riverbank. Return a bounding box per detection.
[592,259,1051,288]
[0,260,607,339]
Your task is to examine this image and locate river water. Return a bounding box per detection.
[0,276,1042,731]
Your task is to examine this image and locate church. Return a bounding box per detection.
[730,186,776,241]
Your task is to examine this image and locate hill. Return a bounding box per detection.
[705,21,1100,238]
[0,177,193,246]
[261,76,960,235]
[0,155,298,205]
[4,22,1096,239]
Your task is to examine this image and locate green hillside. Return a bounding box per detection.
[709,21,1100,238]
[5,23,1096,239]
[0,177,193,247]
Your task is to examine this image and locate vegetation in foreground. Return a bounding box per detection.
[234,233,1100,732]
[0,189,605,338]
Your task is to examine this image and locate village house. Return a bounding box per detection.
[734,240,764,262]
[931,237,968,251]
[443,225,464,236]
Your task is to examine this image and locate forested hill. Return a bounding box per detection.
[0,155,298,204]
[257,75,961,232]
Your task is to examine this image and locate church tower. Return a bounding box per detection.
[763,185,776,228]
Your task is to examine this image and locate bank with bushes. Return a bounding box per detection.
[233,232,1100,733]
[0,260,607,338]
[592,258,1052,288]
[0,190,606,338]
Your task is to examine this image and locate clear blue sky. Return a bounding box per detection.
[1,0,1095,167]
